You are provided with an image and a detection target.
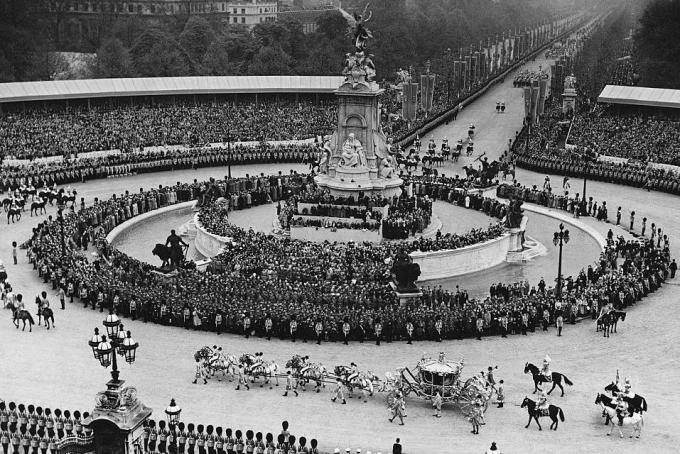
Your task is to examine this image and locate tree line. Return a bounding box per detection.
[1,0,584,82]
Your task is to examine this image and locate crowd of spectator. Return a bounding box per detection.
[381,195,432,240]
[569,108,680,166]
[512,104,680,195]
[0,144,317,193]
[0,101,336,160]
[15,170,672,346]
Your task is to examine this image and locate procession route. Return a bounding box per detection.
[2,64,679,453]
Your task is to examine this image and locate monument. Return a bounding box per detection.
[315,5,403,199]
[561,74,577,115]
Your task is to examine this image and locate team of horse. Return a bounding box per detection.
[2,186,77,223]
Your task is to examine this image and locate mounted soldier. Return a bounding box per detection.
[541,355,552,382]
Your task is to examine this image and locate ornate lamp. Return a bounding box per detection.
[119,331,139,364]
[116,324,128,353]
[165,399,181,428]
[88,328,103,359]
[96,336,113,368]
[103,312,121,339]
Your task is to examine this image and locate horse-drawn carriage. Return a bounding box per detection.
[386,353,491,416]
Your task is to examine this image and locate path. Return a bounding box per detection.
[1,57,679,453]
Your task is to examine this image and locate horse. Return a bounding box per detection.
[208,353,239,381]
[30,200,46,216]
[334,365,375,402]
[152,244,184,269]
[609,310,626,333]
[240,353,279,388]
[524,362,573,396]
[7,207,21,224]
[42,307,55,329]
[520,397,565,431]
[500,162,516,180]
[463,166,479,180]
[12,308,35,332]
[595,394,644,438]
[604,382,648,414]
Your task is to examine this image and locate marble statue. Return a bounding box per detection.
[339,133,366,168]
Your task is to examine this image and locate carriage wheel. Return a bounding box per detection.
[457,387,476,417]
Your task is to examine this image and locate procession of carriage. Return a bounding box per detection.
[193,347,493,419]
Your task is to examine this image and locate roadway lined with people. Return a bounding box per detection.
[1,56,679,454]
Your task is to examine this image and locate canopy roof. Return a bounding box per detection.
[0,76,345,104]
[598,85,680,109]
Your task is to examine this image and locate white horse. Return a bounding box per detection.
[248,360,280,388]
[208,353,239,381]
[597,399,644,438]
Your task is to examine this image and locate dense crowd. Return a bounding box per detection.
[0,101,335,160]
[15,167,671,345]
[0,144,317,193]
[569,109,680,165]
[512,105,680,195]
[381,196,432,240]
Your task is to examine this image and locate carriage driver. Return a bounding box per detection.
[541,355,552,382]
[348,363,359,383]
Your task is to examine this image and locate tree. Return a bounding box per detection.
[0,0,49,81]
[634,0,680,88]
[131,27,195,76]
[201,36,232,75]
[247,46,295,75]
[95,38,132,78]
[179,15,215,64]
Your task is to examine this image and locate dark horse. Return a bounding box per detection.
[30,200,47,216]
[42,307,55,329]
[524,362,573,396]
[7,207,21,223]
[604,382,648,414]
[521,397,565,431]
[152,244,184,269]
[12,309,35,332]
[597,310,626,337]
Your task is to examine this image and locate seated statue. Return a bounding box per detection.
[340,133,366,168]
[379,153,396,178]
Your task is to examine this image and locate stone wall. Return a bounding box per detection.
[410,233,513,281]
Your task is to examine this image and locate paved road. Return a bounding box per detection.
[2,56,679,454]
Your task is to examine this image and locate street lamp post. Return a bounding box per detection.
[165,398,182,432]
[88,311,139,383]
[552,223,570,299]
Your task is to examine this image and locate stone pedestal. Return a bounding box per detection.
[562,87,577,114]
[315,76,402,200]
[83,380,152,454]
[390,282,423,308]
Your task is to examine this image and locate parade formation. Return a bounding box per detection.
[1,1,679,453]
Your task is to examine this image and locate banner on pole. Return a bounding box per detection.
[420,73,436,113]
[402,82,419,122]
